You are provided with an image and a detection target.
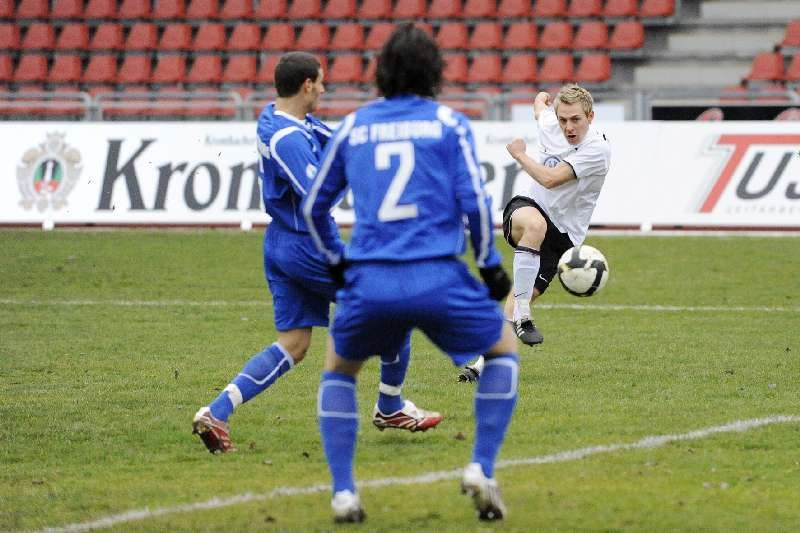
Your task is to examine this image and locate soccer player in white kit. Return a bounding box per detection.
[460,84,611,381]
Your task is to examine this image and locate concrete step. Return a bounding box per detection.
[667,28,785,54]
[700,0,800,22]
[633,59,750,87]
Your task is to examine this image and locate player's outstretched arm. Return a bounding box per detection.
[506,140,575,190]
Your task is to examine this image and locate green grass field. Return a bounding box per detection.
[1,229,798,531]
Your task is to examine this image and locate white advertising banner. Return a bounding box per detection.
[1,121,799,228]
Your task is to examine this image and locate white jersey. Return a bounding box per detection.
[526,107,611,245]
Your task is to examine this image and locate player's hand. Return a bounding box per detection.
[328,260,349,288]
[479,265,511,301]
[535,91,552,106]
[506,138,527,160]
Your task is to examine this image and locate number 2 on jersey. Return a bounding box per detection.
[376,141,419,222]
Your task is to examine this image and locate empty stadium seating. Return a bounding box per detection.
[0,0,700,120]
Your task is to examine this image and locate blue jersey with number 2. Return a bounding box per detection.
[303,95,501,269]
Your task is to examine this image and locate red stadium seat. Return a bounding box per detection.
[0,1,11,17]
[0,24,21,50]
[497,0,530,17]
[467,53,502,84]
[118,55,152,84]
[186,54,222,84]
[21,23,56,50]
[125,23,158,50]
[152,54,187,83]
[503,21,537,50]
[49,54,83,83]
[358,0,391,19]
[640,0,675,18]
[323,0,356,19]
[100,85,151,118]
[362,55,377,82]
[90,23,124,50]
[55,23,89,50]
[428,0,462,19]
[330,23,365,50]
[568,0,602,18]
[539,22,573,50]
[469,22,503,50]
[608,20,644,50]
[294,23,330,51]
[442,52,468,83]
[437,22,469,50]
[327,54,363,84]
[746,52,785,81]
[228,24,261,51]
[255,0,286,18]
[0,54,12,82]
[14,54,49,83]
[153,0,186,18]
[83,54,118,84]
[118,0,152,19]
[16,0,49,18]
[392,0,426,19]
[575,53,610,82]
[220,0,252,18]
[534,0,567,18]
[186,0,219,18]
[781,19,800,48]
[502,53,537,83]
[463,0,496,18]
[193,23,226,51]
[257,54,282,84]
[223,54,256,83]
[158,23,192,50]
[604,0,638,17]
[287,0,321,19]
[149,85,184,116]
[51,0,85,18]
[784,54,800,81]
[538,53,574,83]
[365,23,395,50]
[84,0,117,18]
[261,23,296,51]
[572,21,608,50]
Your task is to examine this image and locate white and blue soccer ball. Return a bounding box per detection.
[557,245,609,297]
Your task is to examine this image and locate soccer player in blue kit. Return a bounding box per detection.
[303,26,519,522]
[192,51,441,454]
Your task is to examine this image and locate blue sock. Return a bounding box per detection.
[473,353,518,478]
[377,337,410,414]
[318,371,358,494]
[208,343,294,422]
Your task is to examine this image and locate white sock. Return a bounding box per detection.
[470,355,485,373]
[513,247,540,321]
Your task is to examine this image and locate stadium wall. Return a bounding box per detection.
[2,121,799,229]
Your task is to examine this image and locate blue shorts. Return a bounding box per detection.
[331,258,505,367]
[263,226,338,331]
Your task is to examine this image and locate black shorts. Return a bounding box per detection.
[502,195,574,294]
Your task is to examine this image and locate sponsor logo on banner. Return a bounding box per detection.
[701,134,800,214]
[17,132,82,211]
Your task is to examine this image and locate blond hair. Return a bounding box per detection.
[554,84,594,116]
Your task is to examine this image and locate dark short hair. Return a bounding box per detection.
[376,24,442,99]
[274,52,321,97]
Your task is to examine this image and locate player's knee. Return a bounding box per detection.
[488,323,518,354]
[277,330,312,363]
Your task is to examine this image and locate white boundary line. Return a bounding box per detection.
[32,415,800,533]
[2,298,799,314]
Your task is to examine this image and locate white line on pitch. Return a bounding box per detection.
[2,298,799,314]
[32,415,800,533]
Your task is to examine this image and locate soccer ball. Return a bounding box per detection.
[557,245,609,297]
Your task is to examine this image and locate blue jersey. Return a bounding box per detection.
[256,103,337,236]
[303,95,501,269]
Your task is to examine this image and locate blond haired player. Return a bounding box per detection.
[460,84,611,381]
